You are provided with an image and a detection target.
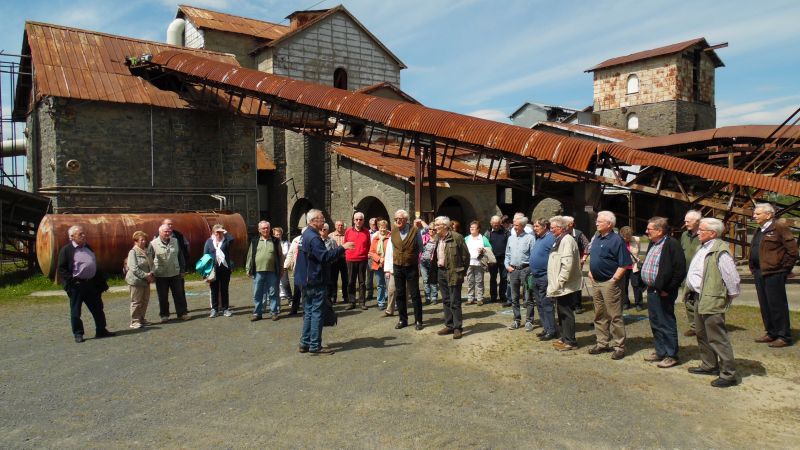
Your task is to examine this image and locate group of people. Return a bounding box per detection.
[58,203,797,386]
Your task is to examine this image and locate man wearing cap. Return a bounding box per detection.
[57,225,115,343]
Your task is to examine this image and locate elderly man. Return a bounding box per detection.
[57,225,114,343]
[680,210,702,336]
[686,218,741,387]
[246,220,285,322]
[485,215,510,305]
[161,218,190,268]
[504,215,535,330]
[344,211,371,310]
[149,224,189,322]
[431,216,470,339]
[750,203,798,348]
[547,216,583,351]
[529,218,557,339]
[329,220,349,304]
[587,211,632,360]
[391,209,425,330]
[563,216,589,314]
[295,209,354,355]
[641,217,687,368]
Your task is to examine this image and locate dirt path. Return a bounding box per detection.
[0,277,798,448]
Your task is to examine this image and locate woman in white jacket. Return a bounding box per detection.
[546,216,583,351]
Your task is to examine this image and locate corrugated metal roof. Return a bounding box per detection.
[534,122,642,143]
[250,5,406,68]
[622,125,800,150]
[332,144,508,183]
[586,37,724,72]
[149,50,800,197]
[21,21,241,110]
[177,5,290,41]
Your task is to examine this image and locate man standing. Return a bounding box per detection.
[686,218,741,387]
[485,215,510,305]
[162,218,190,270]
[296,210,354,355]
[640,217,687,369]
[391,209,425,330]
[246,220,284,322]
[587,211,631,360]
[504,216,535,330]
[432,216,470,339]
[679,210,702,336]
[564,216,589,314]
[149,224,189,322]
[329,220,349,304]
[344,212,371,310]
[750,203,798,348]
[529,218,557,339]
[57,225,115,343]
[547,216,582,351]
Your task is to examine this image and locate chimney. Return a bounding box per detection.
[288,10,326,30]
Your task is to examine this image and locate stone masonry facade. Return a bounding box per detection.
[28,98,259,223]
[595,100,716,136]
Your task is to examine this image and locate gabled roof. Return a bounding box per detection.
[12,21,242,118]
[251,5,406,69]
[355,82,420,104]
[509,102,578,120]
[177,5,290,41]
[586,37,725,72]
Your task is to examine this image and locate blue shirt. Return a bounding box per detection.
[504,231,535,269]
[589,231,632,281]
[529,232,555,277]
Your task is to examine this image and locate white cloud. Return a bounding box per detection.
[717,96,800,126]
[466,109,510,123]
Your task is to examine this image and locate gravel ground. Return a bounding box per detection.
[1,277,798,449]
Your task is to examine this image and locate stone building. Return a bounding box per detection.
[586,38,725,136]
[12,22,261,223]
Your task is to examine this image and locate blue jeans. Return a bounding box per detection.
[420,263,438,303]
[532,275,556,334]
[253,271,279,316]
[375,267,387,308]
[647,288,679,358]
[300,285,326,351]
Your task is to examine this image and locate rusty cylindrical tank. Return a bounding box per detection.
[37,213,248,280]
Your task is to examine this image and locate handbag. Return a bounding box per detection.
[206,266,216,282]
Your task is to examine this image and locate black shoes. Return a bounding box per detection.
[414,322,424,331]
[95,329,116,339]
[74,335,85,343]
[395,322,408,329]
[538,333,557,341]
[711,377,738,388]
[688,366,720,376]
[346,304,356,311]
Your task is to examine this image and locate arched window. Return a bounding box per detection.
[626,74,639,94]
[627,113,639,130]
[334,68,348,90]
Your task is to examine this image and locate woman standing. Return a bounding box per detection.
[204,224,235,317]
[368,220,391,310]
[619,226,642,310]
[465,221,491,305]
[126,231,155,328]
[273,227,292,306]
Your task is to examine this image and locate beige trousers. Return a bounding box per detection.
[591,278,626,350]
[130,284,150,325]
[385,274,396,314]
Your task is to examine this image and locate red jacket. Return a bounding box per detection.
[344,227,371,262]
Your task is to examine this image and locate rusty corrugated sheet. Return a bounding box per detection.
[178,5,289,41]
[256,143,276,170]
[600,143,800,196]
[24,22,240,110]
[149,50,800,196]
[587,37,723,72]
[622,125,800,150]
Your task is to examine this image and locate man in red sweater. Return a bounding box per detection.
[345,211,372,310]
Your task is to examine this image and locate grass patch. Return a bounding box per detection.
[0,271,58,302]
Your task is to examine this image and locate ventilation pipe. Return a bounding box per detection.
[1,138,26,157]
[166,18,185,46]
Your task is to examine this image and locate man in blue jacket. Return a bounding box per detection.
[295,209,354,355]
[529,218,557,339]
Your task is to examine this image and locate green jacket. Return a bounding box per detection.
[680,230,701,266]
[431,231,470,286]
[697,240,734,315]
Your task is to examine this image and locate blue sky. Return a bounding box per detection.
[1,0,800,127]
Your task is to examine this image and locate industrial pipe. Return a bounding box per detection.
[37,212,248,281]
[1,138,26,157]
[166,18,185,46]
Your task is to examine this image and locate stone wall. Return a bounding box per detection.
[329,152,409,223]
[30,98,260,224]
[200,29,259,69]
[259,11,402,89]
[595,100,715,136]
